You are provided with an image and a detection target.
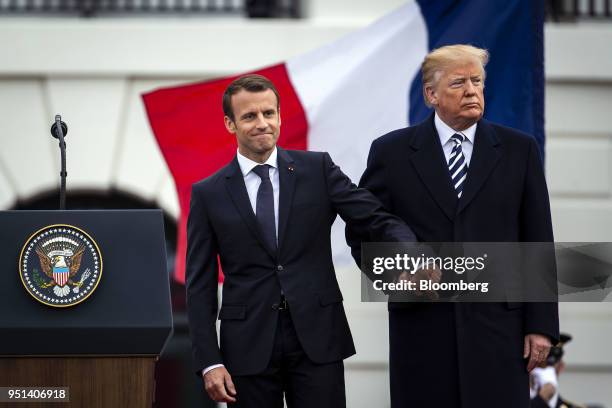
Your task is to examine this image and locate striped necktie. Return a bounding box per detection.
[448,133,468,198]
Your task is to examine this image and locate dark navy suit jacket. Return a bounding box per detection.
[186,147,415,376]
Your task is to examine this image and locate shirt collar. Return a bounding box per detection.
[434,112,477,146]
[236,147,278,177]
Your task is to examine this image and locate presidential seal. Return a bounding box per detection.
[19,224,102,307]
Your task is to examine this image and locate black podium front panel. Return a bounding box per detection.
[0,210,173,355]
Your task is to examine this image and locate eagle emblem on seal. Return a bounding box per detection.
[36,241,86,297]
[19,224,102,307]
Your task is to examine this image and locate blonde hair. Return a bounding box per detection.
[421,44,489,107]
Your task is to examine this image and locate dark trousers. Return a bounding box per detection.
[230,309,346,408]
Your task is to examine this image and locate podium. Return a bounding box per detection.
[0,210,173,407]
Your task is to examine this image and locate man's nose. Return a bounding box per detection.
[464,80,476,95]
[255,113,268,128]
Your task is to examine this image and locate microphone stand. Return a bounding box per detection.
[51,115,68,210]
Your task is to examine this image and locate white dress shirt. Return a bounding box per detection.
[202,147,280,377]
[236,147,280,239]
[530,366,559,408]
[434,112,477,166]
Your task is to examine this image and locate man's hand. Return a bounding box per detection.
[398,267,442,300]
[203,366,237,403]
[523,334,551,372]
[538,383,556,401]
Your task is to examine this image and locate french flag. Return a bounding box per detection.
[143,0,544,283]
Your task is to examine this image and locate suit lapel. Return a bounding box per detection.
[457,119,501,214]
[277,148,296,252]
[409,116,458,221]
[224,158,276,260]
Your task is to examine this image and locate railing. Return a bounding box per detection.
[1,0,609,21]
[547,0,612,21]
[0,0,301,18]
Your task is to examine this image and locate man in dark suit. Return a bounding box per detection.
[186,74,415,407]
[346,44,559,407]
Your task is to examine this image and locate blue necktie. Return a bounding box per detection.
[252,165,277,251]
[448,133,468,198]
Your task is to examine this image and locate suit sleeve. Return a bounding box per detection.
[185,185,223,375]
[529,395,551,408]
[344,140,403,267]
[520,138,560,344]
[320,151,416,278]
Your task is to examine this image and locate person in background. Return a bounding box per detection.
[530,333,587,408]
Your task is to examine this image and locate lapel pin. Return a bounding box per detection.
[288,166,294,172]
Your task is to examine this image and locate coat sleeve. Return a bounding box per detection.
[185,184,223,375]
[520,138,560,344]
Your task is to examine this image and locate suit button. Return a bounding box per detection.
[277,265,284,271]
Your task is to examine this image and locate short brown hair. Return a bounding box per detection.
[421,44,489,107]
[222,74,280,121]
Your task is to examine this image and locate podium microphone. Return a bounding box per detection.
[50,115,68,210]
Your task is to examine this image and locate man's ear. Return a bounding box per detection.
[425,85,438,106]
[224,116,236,134]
